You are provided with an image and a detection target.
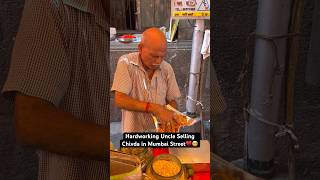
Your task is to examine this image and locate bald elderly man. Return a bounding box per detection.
[112,28,181,132]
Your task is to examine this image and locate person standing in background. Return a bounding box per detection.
[112,28,182,133]
[2,0,110,179]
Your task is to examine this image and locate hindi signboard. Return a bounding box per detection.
[171,0,210,19]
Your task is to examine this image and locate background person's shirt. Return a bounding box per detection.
[2,0,109,179]
[211,61,227,116]
[111,52,181,132]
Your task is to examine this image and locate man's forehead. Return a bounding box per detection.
[143,39,166,49]
[146,44,167,53]
[143,37,167,50]
[142,28,166,44]
[150,50,166,56]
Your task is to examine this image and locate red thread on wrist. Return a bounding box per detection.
[145,102,150,113]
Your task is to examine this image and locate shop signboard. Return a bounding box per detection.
[171,0,210,19]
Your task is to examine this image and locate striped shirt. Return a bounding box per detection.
[211,61,227,116]
[111,52,181,132]
[2,0,109,179]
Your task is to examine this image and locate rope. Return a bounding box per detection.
[244,107,299,149]
[186,95,204,110]
[240,32,301,165]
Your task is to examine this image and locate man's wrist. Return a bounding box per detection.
[145,102,150,113]
[148,103,159,115]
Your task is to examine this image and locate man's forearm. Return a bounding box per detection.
[114,91,178,114]
[15,94,108,161]
[114,91,160,114]
[115,91,181,129]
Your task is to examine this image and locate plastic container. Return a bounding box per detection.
[145,154,187,180]
[110,151,142,180]
[120,147,153,171]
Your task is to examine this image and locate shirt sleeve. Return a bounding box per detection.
[111,57,133,95]
[1,0,70,106]
[166,64,181,102]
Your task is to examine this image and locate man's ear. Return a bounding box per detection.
[138,43,143,53]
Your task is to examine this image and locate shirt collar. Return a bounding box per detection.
[132,53,163,72]
[63,0,108,31]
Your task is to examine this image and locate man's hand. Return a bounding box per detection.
[15,93,109,161]
[149,104,177,131]
[114,91,179,132]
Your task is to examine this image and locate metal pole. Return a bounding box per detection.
[186,20,205,116]
[246,0,292,178]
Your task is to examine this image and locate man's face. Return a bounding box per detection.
[139,42,167,70]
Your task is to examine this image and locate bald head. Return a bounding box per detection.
[138,28,167,71]
[140,28,167,49]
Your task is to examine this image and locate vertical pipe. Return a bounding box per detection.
[247,0,292,177]
[186,20,205,116]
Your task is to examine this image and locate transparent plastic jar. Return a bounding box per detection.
[110,151,142,180]
[146,154,187,180]
[120,147,153,171]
